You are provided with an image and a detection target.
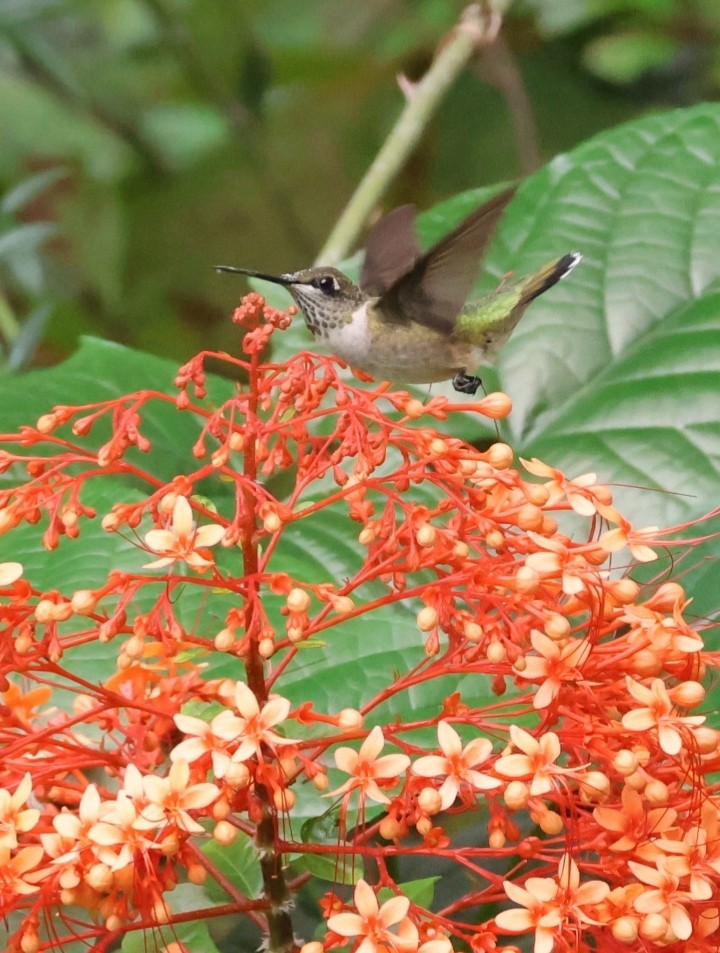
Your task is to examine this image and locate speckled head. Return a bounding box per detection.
[215,264,365,337]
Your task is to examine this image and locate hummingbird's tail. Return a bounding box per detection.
[520,251,582,305]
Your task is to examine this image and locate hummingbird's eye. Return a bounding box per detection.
[314,275,339,295]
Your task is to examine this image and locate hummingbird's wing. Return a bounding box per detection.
[377,186,516,333]
[360,204,421,296]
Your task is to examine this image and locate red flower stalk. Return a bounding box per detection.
[0,294,717,953]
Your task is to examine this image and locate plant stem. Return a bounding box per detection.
[315,2,510,266]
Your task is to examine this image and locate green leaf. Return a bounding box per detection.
[299,808,364,885]
[299,849,363,885]
[582,31,681,85]
[202,832,264,902]
[379,876,439,909]
[140,103,230,171]
[480,102,720,608]
[120,884,222,953]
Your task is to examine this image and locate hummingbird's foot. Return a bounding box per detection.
[452,371,483,395]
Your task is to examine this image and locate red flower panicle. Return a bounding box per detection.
[0,294,717,953]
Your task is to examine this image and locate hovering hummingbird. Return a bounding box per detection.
[217,188,580,395]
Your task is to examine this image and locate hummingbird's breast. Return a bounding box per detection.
[325,301,479,384]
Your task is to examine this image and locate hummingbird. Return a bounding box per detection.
[217,188,581,395]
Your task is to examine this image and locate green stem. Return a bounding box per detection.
[315,2,511,266]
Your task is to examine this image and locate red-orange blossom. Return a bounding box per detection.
[0,293,717,953]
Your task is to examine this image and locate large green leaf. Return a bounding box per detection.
[269,104,720,612]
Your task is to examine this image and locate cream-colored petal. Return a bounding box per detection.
[377,894,410,927]
[0,561,23,586]
[144,529,177,552]
[168,759,190,793]
[371,753,411,778]
[658,724,682,756]
[172,496,194,539]
[413,755,450,778]
[363,780,391,804]
[170,737,209,764]
[465,770,501,791]
[461,737,493,766]
[143,555,176,569]
[359,725,385,761]
[438,776,460,810]
[260,695,292,728]
[621,710,656,731]
[233,681,260,718]
[182,783,219,809]
[334,747,360,773]
[494,908,534,932]
[353,878,379,916]
[508,725,537,755]
[437,721,462,757]
[88,822,124,846]
[494,754,532,778]
[533,678,559,710]
[194,524,225,547]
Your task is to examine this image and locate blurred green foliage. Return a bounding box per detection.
[0,0,718,366]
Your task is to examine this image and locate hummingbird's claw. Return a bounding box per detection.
[452,371,483,395]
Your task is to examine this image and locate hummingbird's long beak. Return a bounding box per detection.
[215,265,293,286]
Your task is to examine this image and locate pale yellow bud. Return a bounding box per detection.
[544,613,570,640]
[214,628,236,652]
[187,863,207,885]
[639,914,668,941]
[378,816,401,840]
[263,510,282,532]
[273,787,295,812]
[693,726,720,754]
[152,896,171,924]
[428,438,448,456]
[504,781,530,810]
[452,540,469,559]
[579,771,610,803]
[486,529,505,550]
[300,942,325,953]
[669,680,705,708]
[404,399,425,418]
[463,620,483,643]
[524,482,550,506]
[312,772,329,791]
[259,637,275,658]
[417,787,442,815]
[611,917,639,943]
[613,750,638,776]
[286,587,311,613]
[478,395,512,421]
[416,522,436,547]
[224,763,250,789]
[332,595,354,615]
[609,577,640,604]
[515,566,539,593]
[36,413,57,433]
[213,820,237,844]
[485,440,513,467]
[71,589,98,615]
[488,829,506,849]
[337,708,363,731]
[645,779,669,805]
[486,638,506,662]
[417,605,438,631]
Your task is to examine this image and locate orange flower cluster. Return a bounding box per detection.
[0,294,717,953]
